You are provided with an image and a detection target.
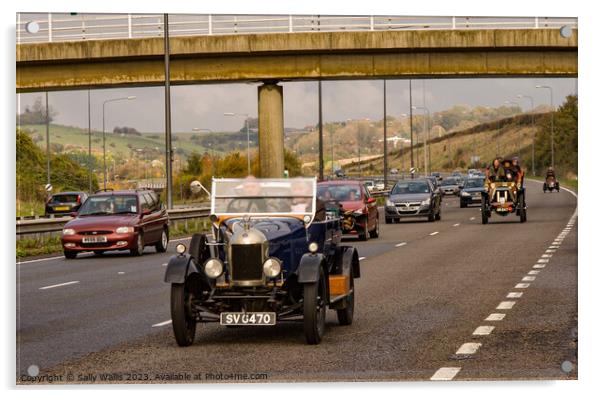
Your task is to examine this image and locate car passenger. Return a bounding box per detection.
[486,158,506,182]
[227,176,268,213]
[511,157,524,188]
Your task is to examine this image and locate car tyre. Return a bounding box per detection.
[460,200,467,208]
[130,233,144,256]
[358,220,369,241]
[385,217,393,224]
[64,250,77,259]
[303,267,327,345]
[435,208,441,221]
[155,228,169,253]
[369,217,379,238]
[481,201,489,224]
[427,209,436,222]
[336,275,354,326]
[170,283,196,346]
[519,193,527,223]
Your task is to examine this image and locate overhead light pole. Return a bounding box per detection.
[102,96,136,190]
[536,85,555,169]
[517,94,536,175]
[193,127,215,176]
[504,100,522,157]
[412,105,430,177]
[224,112,251,175]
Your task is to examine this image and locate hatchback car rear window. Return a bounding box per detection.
[50,194,79,203]
[391,182,430,194]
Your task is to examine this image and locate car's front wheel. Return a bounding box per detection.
[427,209,436,222]
[170,283,196,346]
[303,267,327,345]
[369,217,379,238]
[130,233,144,256]
[481,200,489,224]
[155,228,169,253]
[64,250,77,259]
[385,217,393,224]
[358,219,369,241]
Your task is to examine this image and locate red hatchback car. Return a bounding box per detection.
[61,189,169,259]
[317,180,379,241]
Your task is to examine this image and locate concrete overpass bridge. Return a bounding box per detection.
[16,14,577,191]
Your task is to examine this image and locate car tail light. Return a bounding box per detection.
[76,195,81,204]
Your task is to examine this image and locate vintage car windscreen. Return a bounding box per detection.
[212,178,316,216]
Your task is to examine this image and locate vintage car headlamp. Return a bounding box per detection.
[115,226,134,234]
[308,241,319,253]
[175,243,187,255]
[62,228,76,236]
[263,257,282,278]
[490,183,496,189]
[303,215,312,224]
[204,258,224,279]
[421,197,431,206]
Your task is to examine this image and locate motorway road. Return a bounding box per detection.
[16,180,577,383]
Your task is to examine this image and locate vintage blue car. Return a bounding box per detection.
[164,177,360,345]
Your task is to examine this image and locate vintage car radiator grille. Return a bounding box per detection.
[230,244,264,281]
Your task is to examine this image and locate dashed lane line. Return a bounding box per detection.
[152,319,172,328]
[430,367,461,381]
[485,313,506,321]
[429,231,439,236]
[359,257,366,261]
[522,276,536,282]
[515,283,530,288]
[507,292,523,298]
[496,301,516,310]
[473,326,495,336]
[453,223,460,227]
[456,342,482,355]
[39,281,80,290]
[395,242,407,247]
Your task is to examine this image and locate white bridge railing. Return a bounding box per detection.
[16,14,577,44]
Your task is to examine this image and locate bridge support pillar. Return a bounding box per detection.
[257,82,284,178]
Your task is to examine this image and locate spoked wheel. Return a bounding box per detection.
[170,283,196,346]
[481,200,489,224]
[518,193,527,223]
[303,267,327,344]
[336,275,354,326]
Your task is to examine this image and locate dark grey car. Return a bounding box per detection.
[384,179,442,223]
[459,178,486,208]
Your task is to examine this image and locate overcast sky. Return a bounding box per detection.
[17,78,577,133]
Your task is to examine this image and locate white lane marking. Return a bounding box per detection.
[470,217,475,221]
[118,271,125,275]
[359,257,366,261]
[456,342,482,355]
[395,242,407,247]
[473,326,495,336]
[507,292,523,298]
[429,231,439,236]
[485,313,506,321]
[152,319,172,328]
[496,301,516,310]
[431,367,461,381]
[546,249,556,253]
[522,276,536,282]
[537,259,549,263]
[162,263,168,267]
[533,264,546,269]
[453,223,460,227]
[170,237,192,242]
[515,283,530,288]
[39,280,80,290]
[528,270,540,275]
[18,255,66,265]
[549,245,560,249]
[541,254,552,258]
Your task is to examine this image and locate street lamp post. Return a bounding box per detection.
[102,96,136,190]
[224,112,251,175]
[193,128,215,176]
[536,85,555,169]
[412,106,430,177]
[517,94,536,175]
[504,100,521,156]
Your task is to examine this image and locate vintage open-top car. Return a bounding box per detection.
[164,177,360,345]
[481,160,527,224]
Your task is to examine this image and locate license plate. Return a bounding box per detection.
[398,206,418,211]
[55,206,69,211]
[82,236,108,243]
[220,312,276,326]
